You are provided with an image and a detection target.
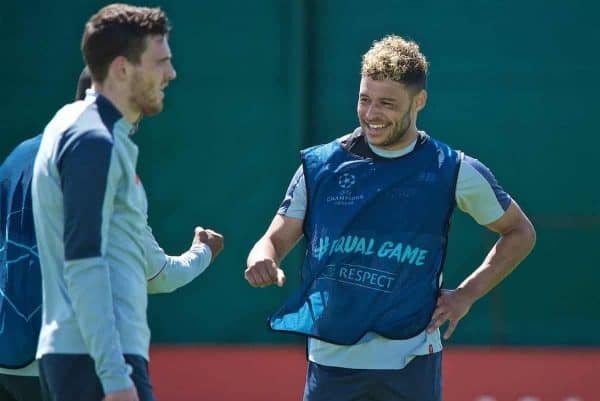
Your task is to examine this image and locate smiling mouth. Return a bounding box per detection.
[365,122,390,133]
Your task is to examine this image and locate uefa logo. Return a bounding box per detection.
[338,173,356,189]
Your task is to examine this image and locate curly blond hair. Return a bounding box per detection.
[361,35,428,91]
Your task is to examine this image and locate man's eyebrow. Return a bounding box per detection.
[359,94,398,102]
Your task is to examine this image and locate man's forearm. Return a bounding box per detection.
[247,236,282,265]
[458,223,536,302]
[64,257,132,393]
[245,215,303,288]
[147,244,212,294]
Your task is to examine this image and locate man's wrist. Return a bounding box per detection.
[190,242,212,264]
[101,372,134,394]
[455,285,481,305]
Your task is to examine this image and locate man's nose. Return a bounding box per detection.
[166,62,176,81]
[365,104,379,119]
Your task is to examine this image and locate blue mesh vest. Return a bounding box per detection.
[269,134,461,344]
[0,135,42,368]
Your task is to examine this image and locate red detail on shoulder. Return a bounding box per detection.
[135,174,141,185]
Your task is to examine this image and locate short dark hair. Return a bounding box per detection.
[81,3,170,83]
[75,66,92,101]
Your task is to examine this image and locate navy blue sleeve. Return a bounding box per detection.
[57,130,113,261]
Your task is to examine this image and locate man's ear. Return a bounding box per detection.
[106,56,132,82]
[413,89,428,112]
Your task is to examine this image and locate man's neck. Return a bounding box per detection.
[94,83,140,123]
[368,135,419,158]
[372,126,419,152]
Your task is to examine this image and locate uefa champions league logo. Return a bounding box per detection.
[327,172,363,206]
[338,173,356,189]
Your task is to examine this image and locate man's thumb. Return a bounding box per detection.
[276,268,286,287]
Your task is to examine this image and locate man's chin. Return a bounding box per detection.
[141,102,163,116]
[364,131,387,146]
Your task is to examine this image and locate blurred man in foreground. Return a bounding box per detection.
[32,5,223,401]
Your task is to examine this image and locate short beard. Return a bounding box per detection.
[129,72,163,117]
[380,103,413,148]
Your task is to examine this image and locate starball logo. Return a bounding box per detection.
[338,173,356,189]
[326,173,364,206]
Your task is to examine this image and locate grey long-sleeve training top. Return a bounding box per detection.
[32,93,211,393]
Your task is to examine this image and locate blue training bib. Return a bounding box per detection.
[270,134,461,345]
[0,135,42,368]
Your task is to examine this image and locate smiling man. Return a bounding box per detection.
[245,35,536,401]
[31,5,223,401]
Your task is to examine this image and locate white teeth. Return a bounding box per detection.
[369,123,386,129]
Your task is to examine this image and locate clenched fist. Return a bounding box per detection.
[245,258,286,288]
[193,227,224,261]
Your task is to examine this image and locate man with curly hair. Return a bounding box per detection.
[31,5,223,401]
[246,35,536,401]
